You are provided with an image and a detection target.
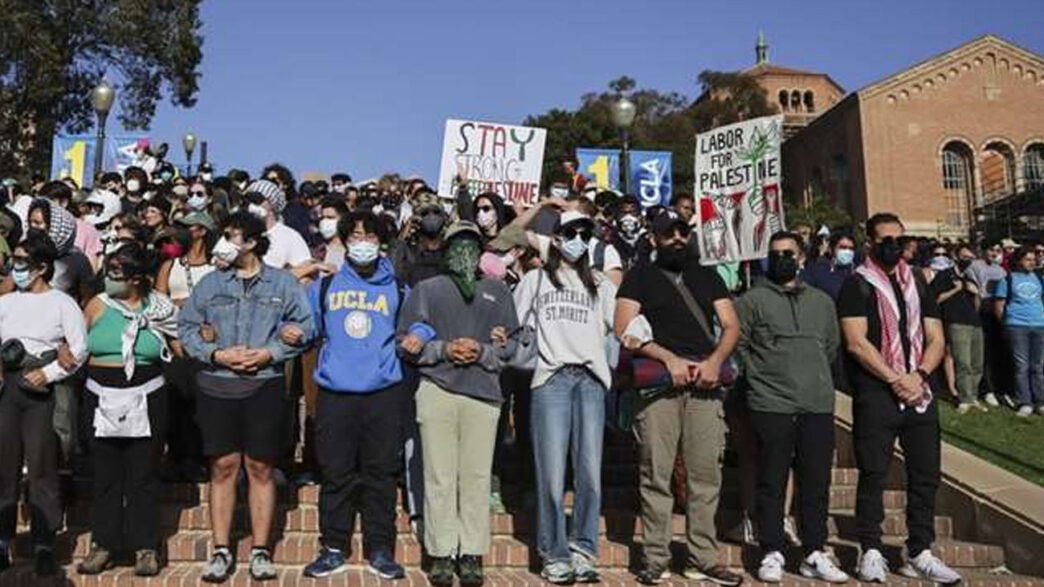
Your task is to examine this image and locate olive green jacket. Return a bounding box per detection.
[735,279,839,414]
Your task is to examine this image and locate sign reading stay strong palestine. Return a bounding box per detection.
[437,119,547,207]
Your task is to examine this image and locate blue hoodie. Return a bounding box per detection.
[308,257,404,393]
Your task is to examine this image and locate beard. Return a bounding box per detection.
[656,243,689,271]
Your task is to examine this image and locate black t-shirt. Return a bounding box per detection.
[617,259,730,357]
[930,269,981,327]
[837,272,941,391]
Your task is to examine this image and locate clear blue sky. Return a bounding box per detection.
[128,0,1043,183]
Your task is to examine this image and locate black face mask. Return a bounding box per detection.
[872,238,903,268]
[381,195,402,210]
[767,251,800,284]
[957,258,972,272]
[420,213,445,236]
[656,242,688,271]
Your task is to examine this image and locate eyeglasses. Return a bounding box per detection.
[561,226,592,241]
[476,206,494,213]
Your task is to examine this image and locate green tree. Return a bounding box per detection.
[523,71,777,194]
[0,0,204,177]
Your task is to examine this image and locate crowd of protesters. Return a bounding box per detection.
[0,150,1034,586]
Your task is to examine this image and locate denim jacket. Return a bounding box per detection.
[177,263,313,380]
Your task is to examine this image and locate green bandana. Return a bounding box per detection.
[445,237,481,301]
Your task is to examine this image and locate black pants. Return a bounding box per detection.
[853,387,940,556]
[317,383,404,555]
[165,357,203,465]
[401,365,424,523]
[0,375,60,548]
[750,411,834,554]
[88,376,168,552]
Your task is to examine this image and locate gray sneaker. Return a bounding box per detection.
[571,550,600,583]
[249,547,277,581]
[541,561,575,584]
[202,548,234,583]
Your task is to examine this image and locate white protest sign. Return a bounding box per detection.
[437,119,547,207]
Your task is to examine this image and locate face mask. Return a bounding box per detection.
[211,237,241,266]
[200,173,213,182]
[476,209,497,229]
[236,181,248,191]
[105,239,130,256]
[160,241,184,260]
[160,172,174,182]
[930,255,953,271]
[332,185,346,194]
[104,277,130,298]
[187,194,207,211]
[84,213,106,227]
[172,185,189,197]
[501,251,517,267]
[319,218,339,241]
[957,258,972,272]
[420,213,445,236]
[348,241,380,266]
[440,201,455,216]
[126,179,141,193]
[991,256,1002,266]
[247,203,268,220]
[12,267,34,291]
[834,248,855,266]
[381,195,402,210]
[767,251,800,284]
[558,235,588,262]
[445,237,482,301]
[550,186,569,199]
[656,242,688,271]
[872,239,903,268]
[618,214,641,236]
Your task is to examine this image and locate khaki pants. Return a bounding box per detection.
[634,389,726,570]
[416,380,500,557]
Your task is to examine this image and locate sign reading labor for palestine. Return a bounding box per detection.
[693,114,785,265]
[437,119,547,207]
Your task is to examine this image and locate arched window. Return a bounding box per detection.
[790,90,802,111]
[1024,144,1044,190]
[778,90,789,112]
[981,141,1016,200]
[941,141,974,229]
[803,90,815,113]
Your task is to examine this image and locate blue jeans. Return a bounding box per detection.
[1007,326,1044,407]
[531,367,606,564]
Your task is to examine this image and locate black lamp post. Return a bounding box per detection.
[611,96,637,195]
[183,132,197,177]
[89,80,116,184]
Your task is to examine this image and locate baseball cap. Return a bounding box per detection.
[651,209,688,236]
[443,220,482,242]
[175,211,217,233]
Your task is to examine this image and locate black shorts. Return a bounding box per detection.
[197,379,287,462]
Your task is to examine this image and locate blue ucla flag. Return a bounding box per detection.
[630,150,672,209]
[576,148,621,191]
[51,134,148,187]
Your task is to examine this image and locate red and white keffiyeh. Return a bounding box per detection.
[855,258,932,411]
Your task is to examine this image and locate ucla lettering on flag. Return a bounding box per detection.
[693,114,784,265]
[575,148,621,191]
[437,119,547,207]
[51,135,148,187]
[630,150,672,209]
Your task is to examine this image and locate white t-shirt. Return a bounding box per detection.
[0,289,87,383]
[263,222,312,269]
[513,266,617,390]
[534,234,622,273]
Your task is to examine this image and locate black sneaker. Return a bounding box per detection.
[458,555,484,586]
[33,547,57,577]
[635,565,669,585]
[0,540,9,573]
[428,556,455,587]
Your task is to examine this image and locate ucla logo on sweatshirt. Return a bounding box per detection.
[327,290,391,315]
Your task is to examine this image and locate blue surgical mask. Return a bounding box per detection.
[187,194,207,211]
[348,241,380,266]
[12,267,34,291]
[559,236,589,262]
[834,248,855,266]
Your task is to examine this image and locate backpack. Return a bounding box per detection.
[590,240,607,272]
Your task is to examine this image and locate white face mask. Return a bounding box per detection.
[187,194,207,211]
[126,179,141,193]
[318,217,339,241]
[211,236,241,267]
[247,203,268,220]
[476,208,497,228]
[172,185,189,197]
[550,186,569,199]
[200,173,213,182]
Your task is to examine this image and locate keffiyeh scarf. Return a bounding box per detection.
[99,292,179,380]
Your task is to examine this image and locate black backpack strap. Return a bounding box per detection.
[592,241,606,272]
[318,273,335,341]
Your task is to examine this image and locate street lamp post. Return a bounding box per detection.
[611,96,637,195]
[182,132,197,177]
[90,81,116,185]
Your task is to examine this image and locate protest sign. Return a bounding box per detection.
[693,114,784,265]
[51,135,148,187]
[576,148,621,191]
[437,119,546,207]
[630,150,672,209]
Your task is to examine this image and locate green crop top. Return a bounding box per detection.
[87,303,164,364]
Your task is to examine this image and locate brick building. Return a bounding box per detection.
[780,35,1044,239]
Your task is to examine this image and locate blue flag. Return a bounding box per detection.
[51,135,148,187]
[576,148,621,191]
[630,151,672,209]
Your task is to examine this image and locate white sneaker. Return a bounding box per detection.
[1036,405,1044,416]
[800,550,849,583]
[1017,405,1034,418]
[984,392,1000,407]
[857,548,889,583]
[903,550,962,585]
[957,402,972,414]
[758,551,785,583]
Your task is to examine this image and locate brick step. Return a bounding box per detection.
[49,501,950,538]
[1,565,1041,587]
[61,480,899,511]
[21,531,1001,569]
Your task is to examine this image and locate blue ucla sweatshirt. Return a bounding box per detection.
[308,257,404,393]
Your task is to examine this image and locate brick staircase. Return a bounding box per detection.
[4,428,1043,586]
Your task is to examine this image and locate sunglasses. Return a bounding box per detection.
[476,206,494,213]
[561,226,592,241]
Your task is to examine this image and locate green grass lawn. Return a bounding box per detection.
[938,401,1044,486]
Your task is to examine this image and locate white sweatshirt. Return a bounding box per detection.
[0,289,88,383]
